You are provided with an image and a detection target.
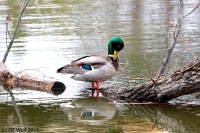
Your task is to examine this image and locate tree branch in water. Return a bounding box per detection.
[2,0,30,63]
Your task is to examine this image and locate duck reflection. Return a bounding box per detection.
[60,97,119,125]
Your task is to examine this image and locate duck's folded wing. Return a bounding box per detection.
[57,55,107,74]
[57,65,90,74]
[71,56,107,66]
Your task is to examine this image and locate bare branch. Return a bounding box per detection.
[157,0,184,77]
[2,0,30,63]
[183,2,200,17]
[192,29,200,35]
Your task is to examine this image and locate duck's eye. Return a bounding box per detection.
[112,42,124,51]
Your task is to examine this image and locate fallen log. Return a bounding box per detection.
[0,62,66,95]
[101,59,200,103]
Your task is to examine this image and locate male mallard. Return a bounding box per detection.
[57,36,124,91]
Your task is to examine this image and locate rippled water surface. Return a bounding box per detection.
[0,0,200,132]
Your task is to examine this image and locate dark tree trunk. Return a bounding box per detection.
[101,60,200,103]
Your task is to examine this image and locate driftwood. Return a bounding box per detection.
[101,59,200,103]
[0,62,66,95]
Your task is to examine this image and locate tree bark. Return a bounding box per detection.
[0,62,66,95]
[101,59,200,103]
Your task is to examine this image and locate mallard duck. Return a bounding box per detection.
[57,36,124,91]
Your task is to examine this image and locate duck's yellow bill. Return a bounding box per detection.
[113,50,119,60]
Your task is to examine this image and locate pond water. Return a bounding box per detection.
[0,0,200,132]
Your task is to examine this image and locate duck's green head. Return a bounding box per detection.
[108,36,124,60]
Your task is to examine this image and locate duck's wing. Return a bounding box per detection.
[71,56,107,66]
[57,55,107,74]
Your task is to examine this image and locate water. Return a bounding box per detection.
[0,0,200,132]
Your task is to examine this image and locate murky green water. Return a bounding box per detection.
[0,0,200,132]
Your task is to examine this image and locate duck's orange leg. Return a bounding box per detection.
[91,82,95,97]
[95,81,100,99]
[91,82,95,88]
[91,81,100,98]
[91,81,100,89]
[95,81,100,89]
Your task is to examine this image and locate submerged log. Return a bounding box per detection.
[0,62,66,95]
[101,59,200,103]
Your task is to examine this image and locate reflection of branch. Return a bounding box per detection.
[193,29,200,36]
[143,53,152,76]
[157,0,183,77]
[2,0,30,63]
[183,2,200,17]
[177,35,200,43]
[9,90,25,128]
[126,104,200,133]
[6,13,12,47]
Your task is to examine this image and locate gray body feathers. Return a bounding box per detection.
[57,55,119,82]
